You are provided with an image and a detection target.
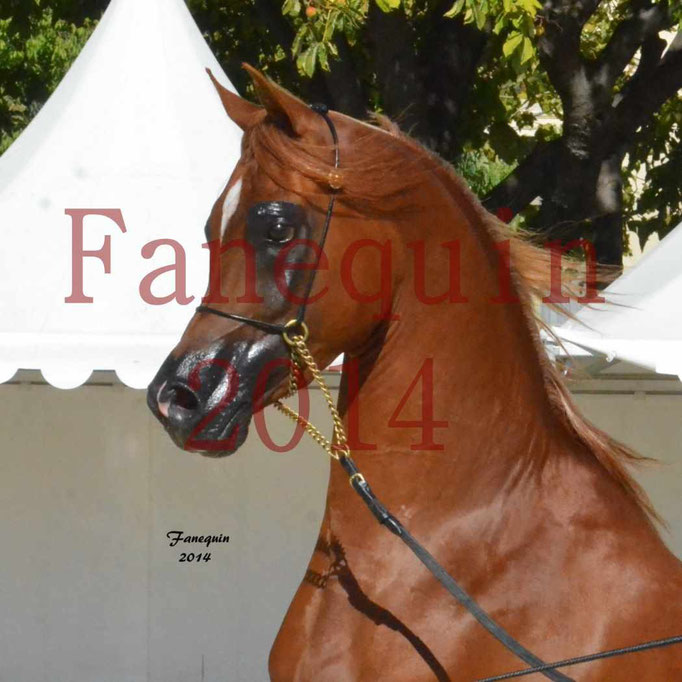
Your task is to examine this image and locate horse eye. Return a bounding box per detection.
[267,221,296,244]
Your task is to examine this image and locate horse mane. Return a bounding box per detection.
[244,111,659,524]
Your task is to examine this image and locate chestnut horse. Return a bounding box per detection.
[147,66,682,681]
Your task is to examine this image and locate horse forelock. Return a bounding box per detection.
[244,115,431,211]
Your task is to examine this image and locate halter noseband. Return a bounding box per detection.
[195,103,340,338]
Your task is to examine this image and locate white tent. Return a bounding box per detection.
[0,4,330,680]
[0,0,242,389]
[0,6,680,680]
[556,223,682,380]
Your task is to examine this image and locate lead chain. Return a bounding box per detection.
[273,331,350,461]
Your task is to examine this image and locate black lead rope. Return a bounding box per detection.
[196,102,682,681]
[476,635,682,681]
[341,452,682,680]
[338,455,573,682]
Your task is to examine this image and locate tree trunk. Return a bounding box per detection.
[419,6,487,159]
[366,3,486,159]
[366,4,429,138]
[592,153,626,266]
[528,142,625,267]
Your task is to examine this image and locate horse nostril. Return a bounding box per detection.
[168,384,199,412]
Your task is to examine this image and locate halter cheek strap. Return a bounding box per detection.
[195,103,340,337]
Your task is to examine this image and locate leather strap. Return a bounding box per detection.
[338,454,574,682]
[194,306,288,335]
[477,634,682,680]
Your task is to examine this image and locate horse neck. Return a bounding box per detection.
[327,171,657,592]
[336,172,562,509]
[321,151,671,618]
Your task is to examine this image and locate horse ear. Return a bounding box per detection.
[242,63,317,138]
[206,68,262,131]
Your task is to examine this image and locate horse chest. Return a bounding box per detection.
[268,590,352,681]
[268,531,457,682]
[269,582,445,682]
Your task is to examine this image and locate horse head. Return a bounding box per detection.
[147,65,405,455]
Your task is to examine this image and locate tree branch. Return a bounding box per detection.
[483,139,562,214]
[595,0,672,91]
[623,30,668,95]
[537,0,594,109]
[613,31,682,141]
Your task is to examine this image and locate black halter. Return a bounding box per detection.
[195,103,339,337]
[192,103,682,681]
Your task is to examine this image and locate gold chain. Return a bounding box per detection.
[274,322,350,460]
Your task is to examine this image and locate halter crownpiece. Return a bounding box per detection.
[309,103,343,190]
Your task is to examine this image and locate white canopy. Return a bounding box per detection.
[0,0,242,388]
[556,222,682,380]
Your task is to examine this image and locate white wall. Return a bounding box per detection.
[0,384,329,682]
[0,384,680,681]
[574,392,682,558]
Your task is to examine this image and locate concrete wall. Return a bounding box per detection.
[0,384,680,681]
[0,383,330,682]
[574,392,682,559]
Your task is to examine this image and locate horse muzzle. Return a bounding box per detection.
[147,335,289,456]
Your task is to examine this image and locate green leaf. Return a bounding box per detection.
[323,10,340,42]
[272,44,286,62]
[296,50,307,76]
[493,16,507,35]
[520,0,542,15]
[301,44,319,77]
[444,0,465,18]
[375,0,400,12]
[469,2,486,30]
[318,43,330,71]
[502,31,523,58]
[520,36,534,64]
[291,27,306,57]
[282,0,301,16]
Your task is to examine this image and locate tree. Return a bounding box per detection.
[1,0,681,267]
[189,0,682,267]
[0,1,106,153]
[483,0,682,265]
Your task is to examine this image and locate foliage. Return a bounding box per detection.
[625,95,682,246]
[282,0,542,78]
[455,147,515,197]
[445,0,542,68]
[283,0,368,76]
[0,3,98,153]
[0,0,681,263]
